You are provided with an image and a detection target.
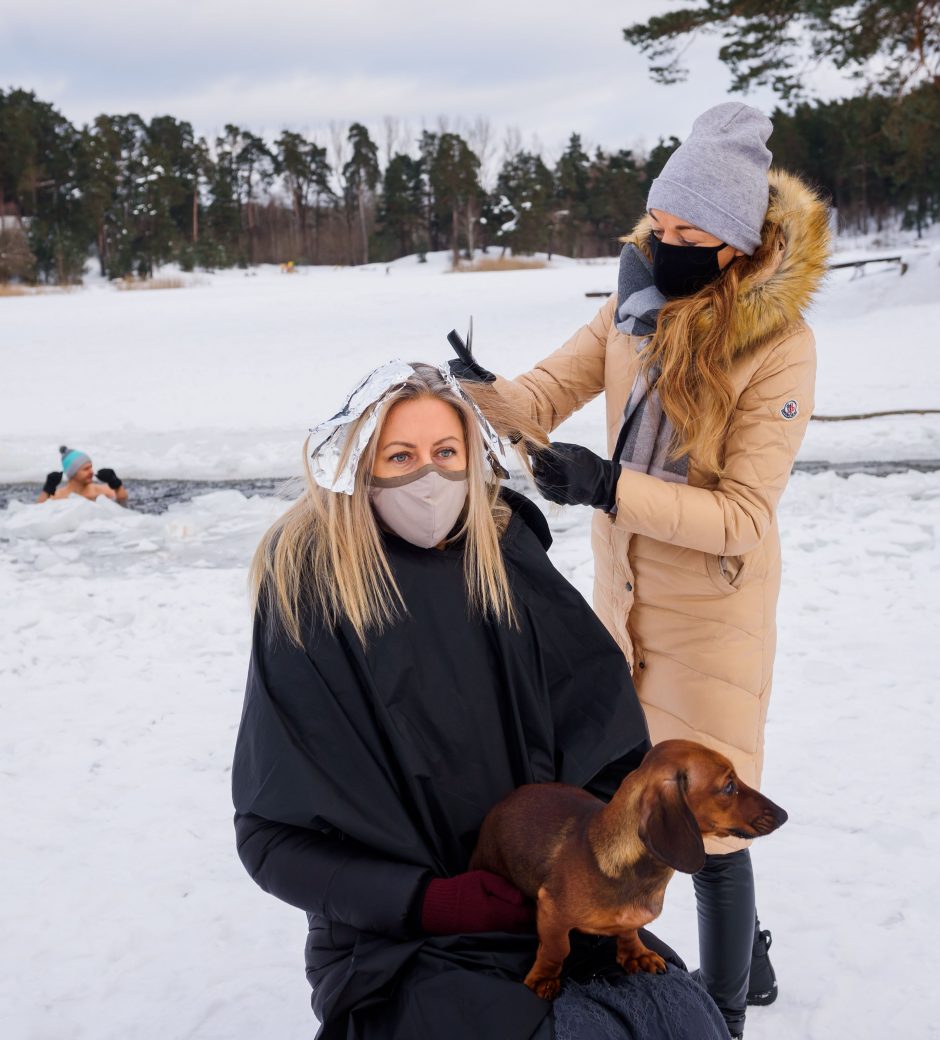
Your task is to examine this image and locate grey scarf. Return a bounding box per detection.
[613,244,689,485]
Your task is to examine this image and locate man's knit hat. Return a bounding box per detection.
[647,102,773,255]
[60,445,91,479]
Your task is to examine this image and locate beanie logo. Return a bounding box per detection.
[781,399,799,420]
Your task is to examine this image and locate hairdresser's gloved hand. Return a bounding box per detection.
[42,471,63,496]
[532,442,619,512]
[447,334,496,383]
[420,870,534,935]
[95,467,123,490]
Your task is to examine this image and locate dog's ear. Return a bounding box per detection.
[639,774,706,874]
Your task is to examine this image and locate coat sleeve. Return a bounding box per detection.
[234,811,430,939]
[491,294,617,433]
[610,326,816,556]
[583,745,649,803]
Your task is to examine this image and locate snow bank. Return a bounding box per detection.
[1,471,938,1038]
[2,239,938,483]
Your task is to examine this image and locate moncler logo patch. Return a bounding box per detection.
[781,399,799,420]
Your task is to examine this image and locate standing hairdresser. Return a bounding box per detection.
[453,103,830,1039]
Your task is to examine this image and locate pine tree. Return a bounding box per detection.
[493,150,554,256]
[234,132,274,264]
[379,153,424,258]
[624,1,940,101]
[343,123,380,264]
[554,133,591,257]
[0,89,89,282]
[429,132,481,268]
[583,148,646,256]
[275,131,333,263]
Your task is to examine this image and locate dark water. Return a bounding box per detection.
[0,477,290,514]
[2,460,938,514]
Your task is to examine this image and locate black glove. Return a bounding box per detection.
[531,442,619,512]
[42,471,63,496]
[95,467,123,490]
[447,323,496,383]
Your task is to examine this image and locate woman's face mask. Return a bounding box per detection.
[370,463,469,548]
[650,233,728,299]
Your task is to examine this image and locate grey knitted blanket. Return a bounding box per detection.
[553,967,728,1040]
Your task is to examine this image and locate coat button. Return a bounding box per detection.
[625,582,633,592]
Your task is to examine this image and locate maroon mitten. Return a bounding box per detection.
[420,870,535,935]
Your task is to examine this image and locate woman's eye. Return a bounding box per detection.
[390,452,410,464]
[438,447,458,459]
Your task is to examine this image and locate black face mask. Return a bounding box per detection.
[649,233,728,299]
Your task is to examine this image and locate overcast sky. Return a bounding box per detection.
[3,1,848,170]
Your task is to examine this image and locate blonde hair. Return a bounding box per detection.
[639,211,788,476]
[250,363,546,647]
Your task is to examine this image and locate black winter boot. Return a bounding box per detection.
[746,920,777,1006]
[692,849,755,1039]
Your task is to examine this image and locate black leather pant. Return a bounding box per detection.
[692,848,756,1037]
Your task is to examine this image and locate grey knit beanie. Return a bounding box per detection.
[647,102,773,255]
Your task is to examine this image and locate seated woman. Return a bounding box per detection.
[231,361,727,1040]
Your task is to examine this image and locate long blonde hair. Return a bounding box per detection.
[639,218,788,475]
[251,363,547,646]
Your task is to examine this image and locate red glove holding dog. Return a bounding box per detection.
[420,870,534,935]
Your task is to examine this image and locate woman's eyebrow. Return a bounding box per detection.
[382,436,460,450]
[647,211,705,233]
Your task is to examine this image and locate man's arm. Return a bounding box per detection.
[96,468,129,504]
[37,471,63,503]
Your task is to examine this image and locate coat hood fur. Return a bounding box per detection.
[627,169,831,358]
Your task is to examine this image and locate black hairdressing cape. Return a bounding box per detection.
[232,490,652,1040]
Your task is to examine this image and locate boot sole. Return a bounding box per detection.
[746,982,778,1006]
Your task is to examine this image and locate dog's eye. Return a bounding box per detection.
[722,780,737,796]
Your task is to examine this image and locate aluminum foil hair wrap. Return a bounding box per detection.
[309,360,415,495]
[435,362,509,480]
[309,360,509,495]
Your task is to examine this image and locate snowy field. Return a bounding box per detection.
[2,238,939,1039]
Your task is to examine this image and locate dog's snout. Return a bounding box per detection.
[751,798,787,836]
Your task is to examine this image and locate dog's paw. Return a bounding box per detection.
[618,950,668,975]
[525,974,562,1000]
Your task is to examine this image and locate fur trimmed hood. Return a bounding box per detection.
[626,169,831,358]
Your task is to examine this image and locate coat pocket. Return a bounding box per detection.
[705,551,749,595]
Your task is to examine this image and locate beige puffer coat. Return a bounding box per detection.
[495,170,830,852]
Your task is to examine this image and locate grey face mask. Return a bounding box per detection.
[369,464,469,549]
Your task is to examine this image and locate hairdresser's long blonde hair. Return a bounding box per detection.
[251,362,547,646]
[638,220,788,475]
[634,170,831,475]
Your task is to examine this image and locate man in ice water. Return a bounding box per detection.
[37,445,129,505]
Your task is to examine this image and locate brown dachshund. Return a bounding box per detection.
[469,739,787,999]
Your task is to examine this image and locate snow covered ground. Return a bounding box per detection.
[2,239,939,1038]
[2,235,939,483]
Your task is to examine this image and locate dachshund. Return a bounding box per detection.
[469,739,788,999]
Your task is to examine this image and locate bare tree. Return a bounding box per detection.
[382,115,403,167]
[467,116,495,190]
[329,121,352,262]
[501,125,523,165]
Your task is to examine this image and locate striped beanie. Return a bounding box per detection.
[60,445,91,479]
